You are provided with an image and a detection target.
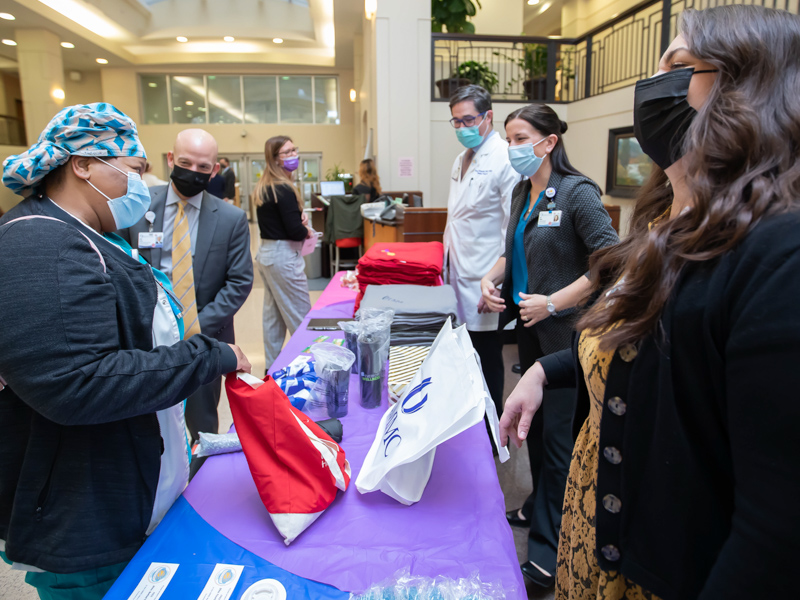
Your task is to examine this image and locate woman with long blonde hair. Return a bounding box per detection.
[255,135,312,368]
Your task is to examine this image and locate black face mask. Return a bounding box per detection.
[170,164,212,197]
[633,68,716,171]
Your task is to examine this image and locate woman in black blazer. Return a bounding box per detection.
[501,6,800,599]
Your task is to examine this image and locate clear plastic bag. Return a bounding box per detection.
[357,312,393,409]
[194,432,242,458]
[350,568,507,600]
[310,343,356,419]
[339,320,361,374]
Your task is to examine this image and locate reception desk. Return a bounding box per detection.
[363,207,448,251]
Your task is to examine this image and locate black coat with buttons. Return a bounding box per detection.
[538,211,800,599]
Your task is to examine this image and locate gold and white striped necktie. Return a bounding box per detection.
[171,200,201,337]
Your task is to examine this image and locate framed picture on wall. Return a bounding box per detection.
[606,127,654,198]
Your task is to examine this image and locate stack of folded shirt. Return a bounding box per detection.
[355,242,444,311]
[359,284,458,346]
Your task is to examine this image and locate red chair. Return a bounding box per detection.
[331,236,362,274]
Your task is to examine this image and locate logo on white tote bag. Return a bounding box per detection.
[382,378,432,457]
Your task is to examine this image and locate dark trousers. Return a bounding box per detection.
[516,321,575,575]
[468,329,505,418]
[185,376,222,478]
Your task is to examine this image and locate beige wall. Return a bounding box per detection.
[63,71,104,107]
[563,85,636,235]
[470,0,524,35]
[561,0,642,37]
[100,66,358,181]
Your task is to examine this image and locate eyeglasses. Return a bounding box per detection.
[278,147,299,157]
[449,112,486,128]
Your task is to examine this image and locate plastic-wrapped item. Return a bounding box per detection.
[310,343,356,418]
[350,568,506,600]
[271,354,314,380]
[341,269,360,291]
[357,307,395,322]
[357,312,393,409]
[194,432,242,458]
[339,320,361,374]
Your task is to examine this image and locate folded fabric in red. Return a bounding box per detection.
[355,242,444,311]
[226,372,351,545]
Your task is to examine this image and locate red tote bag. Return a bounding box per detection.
[226,372,351,545]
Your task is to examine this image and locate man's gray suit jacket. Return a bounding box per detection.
[121,184,253,344]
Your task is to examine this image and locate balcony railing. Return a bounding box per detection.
[432,0,799,103]
[0,114,25,146]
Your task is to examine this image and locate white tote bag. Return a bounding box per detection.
[356,318,510,505]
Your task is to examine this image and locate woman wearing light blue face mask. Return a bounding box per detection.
[0,103,250,600]
[479,104,618,588]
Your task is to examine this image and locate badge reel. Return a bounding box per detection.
[538,187,562,228]
[138,210,164,249]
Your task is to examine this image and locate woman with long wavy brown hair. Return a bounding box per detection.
[501,5,800,599]
[254,135,313,369]
[353,158,382,201]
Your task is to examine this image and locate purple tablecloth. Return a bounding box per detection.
[184,275,525,597]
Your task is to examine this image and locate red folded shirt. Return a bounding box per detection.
[355,242,444,311]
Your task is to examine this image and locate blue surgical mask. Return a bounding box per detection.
[455,114,490,149]
[508,137,548,177]
[87,158,152,229]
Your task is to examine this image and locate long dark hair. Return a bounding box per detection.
[504,104,583,178]
[578,5,800,348]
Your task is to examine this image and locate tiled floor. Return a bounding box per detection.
[0,226,555,599]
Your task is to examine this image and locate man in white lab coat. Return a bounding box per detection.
[443,85,520,416]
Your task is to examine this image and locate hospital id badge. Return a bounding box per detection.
[138,231,164,249]
[538,210,562,227]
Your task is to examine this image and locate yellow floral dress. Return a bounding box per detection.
[555,331,660,600]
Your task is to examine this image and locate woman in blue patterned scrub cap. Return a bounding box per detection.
[0,105,248,599]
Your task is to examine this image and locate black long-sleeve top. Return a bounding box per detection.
[538,211,800,600]
[256,184,307,241]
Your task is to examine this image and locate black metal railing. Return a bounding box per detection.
[432,0,799,103]
[0,114,25,146]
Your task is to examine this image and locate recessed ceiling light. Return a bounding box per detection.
[176,36,188,43]
[52,88,65,100]
[2,39,17,46]
[527,0,539,4]
[185,100,194,106]
[0,13,15,20]
[96,58,108,64]
[273,38,283,44]
[61,42,75,49]
[223,36,234,42]
[148,82,157,88]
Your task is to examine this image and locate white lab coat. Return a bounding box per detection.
[443,131,520,331]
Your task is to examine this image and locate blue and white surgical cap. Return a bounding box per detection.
[2,102,147,196]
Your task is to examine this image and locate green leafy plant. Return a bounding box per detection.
[432,0,482,34]
[494,43,548,83]
[325,163,345,181]
[453,60,499,92]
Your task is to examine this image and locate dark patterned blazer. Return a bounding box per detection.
[498,170,619,355]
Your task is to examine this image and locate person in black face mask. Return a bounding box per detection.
[501,5,800,599]
[120,129,254,477]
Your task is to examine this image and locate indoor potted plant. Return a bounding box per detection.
[432,0,483,98]
[494,43,549,101]
[436,60,499,97]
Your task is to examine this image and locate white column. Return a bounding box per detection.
[16,29,65,143]
[371,0,431,198]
